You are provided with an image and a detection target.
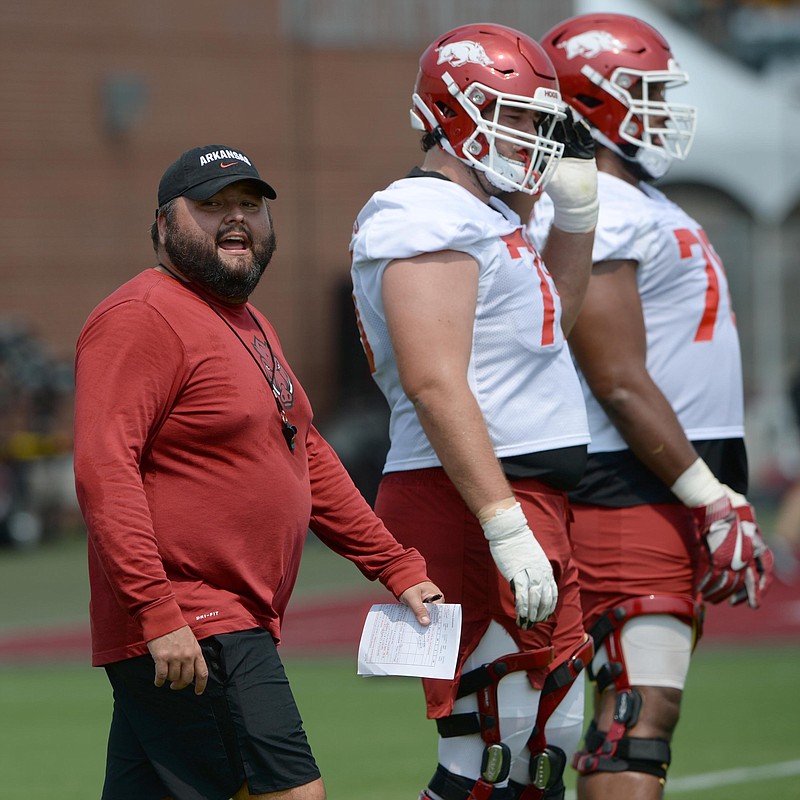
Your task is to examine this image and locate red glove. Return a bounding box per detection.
[728,503,774,609]
[693,496,754,604]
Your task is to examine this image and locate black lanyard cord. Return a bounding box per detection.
[156,264,297,451]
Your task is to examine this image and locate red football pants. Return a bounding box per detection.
[375,468,586,718]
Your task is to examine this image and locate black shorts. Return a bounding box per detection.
[102,628,321,800]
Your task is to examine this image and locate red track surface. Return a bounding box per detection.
[2,578,798,665]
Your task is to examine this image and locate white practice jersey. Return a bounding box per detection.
[529,172,745,454]
[350,174,589,473]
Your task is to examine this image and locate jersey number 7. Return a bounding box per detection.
[673,227,732,342]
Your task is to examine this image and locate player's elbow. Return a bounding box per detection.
[588,373,640,415]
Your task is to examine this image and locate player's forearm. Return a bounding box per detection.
[542,226,594,335]
[596,376,698,486]
[410,383,513,516]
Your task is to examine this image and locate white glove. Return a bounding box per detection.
[480,502,557,628]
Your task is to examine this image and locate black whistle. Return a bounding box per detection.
[283,423,298,451]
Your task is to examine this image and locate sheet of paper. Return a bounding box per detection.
[357,603,462,679]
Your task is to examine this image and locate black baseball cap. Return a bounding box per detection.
[157,144,277,208]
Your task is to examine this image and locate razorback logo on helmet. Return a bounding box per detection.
[557,30,625,60]
[436,40,494,68]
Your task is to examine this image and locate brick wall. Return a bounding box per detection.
[0,1,420,415]
[1,0,570,416]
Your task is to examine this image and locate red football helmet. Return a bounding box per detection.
[541,13,696,179]
[411,23,567,195]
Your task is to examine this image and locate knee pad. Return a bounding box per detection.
[505,637,593,797]
[426,764,516,800]
[436,623,584,800]
[578,601,693,787]
[437,622,548,782]
[530,745,567,798]
[592,615,693,691]
[574,729,671,781]
[541,674,585,761]
[507,745,567,799]
[438,665,540,781]
[509,681,579,794]
[588,596,699,695]
[507,746,569,799]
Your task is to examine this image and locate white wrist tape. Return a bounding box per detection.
[480,501,557,624]
[480,502,551,583]
[544,158,599,233]
[670,458,727,508]
[722,485,749,509]
[476,496,518,526]
[480,501,529,543]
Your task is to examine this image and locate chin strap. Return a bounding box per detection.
[590,128,670,182]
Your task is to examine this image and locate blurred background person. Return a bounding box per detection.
[0,321,77,549]
[773,367,800,580]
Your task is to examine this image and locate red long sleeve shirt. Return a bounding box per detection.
[74,269,428,666]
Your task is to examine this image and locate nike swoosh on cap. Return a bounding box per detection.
[220,162,238,168]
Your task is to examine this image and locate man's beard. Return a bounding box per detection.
[164,217,277,303]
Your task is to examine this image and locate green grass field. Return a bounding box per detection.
[1,535,799,799]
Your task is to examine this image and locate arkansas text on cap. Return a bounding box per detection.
[157,145,277,208]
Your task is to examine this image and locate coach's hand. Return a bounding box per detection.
[399,581,445,626]
[147,625,208,695]
[479,500,557,629]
